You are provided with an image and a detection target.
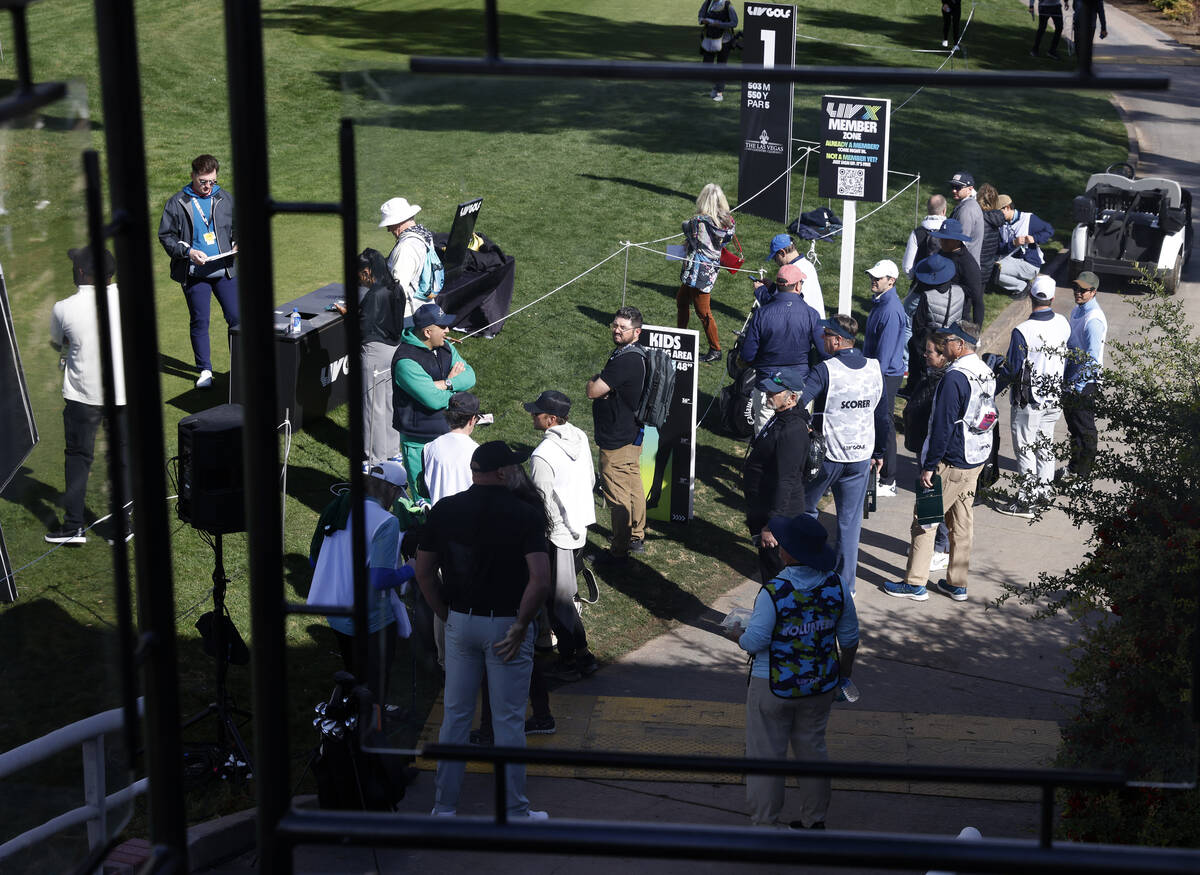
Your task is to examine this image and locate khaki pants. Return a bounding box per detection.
[599,443,645,556]
[744,677,835,827]
[904,462,981,590]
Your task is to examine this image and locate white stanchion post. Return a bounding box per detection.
[837,199,857,316]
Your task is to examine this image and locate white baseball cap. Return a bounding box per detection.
[378,197,421,228]
[865,259,900,280]
[1031,275,1056,301]
[367,460,407,487]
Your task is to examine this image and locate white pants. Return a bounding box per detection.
[1010,403,1060,502]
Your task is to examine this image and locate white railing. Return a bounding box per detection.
[0,699,147,863]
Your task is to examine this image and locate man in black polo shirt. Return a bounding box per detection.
[416,441,552,819]
[586,305,648,566]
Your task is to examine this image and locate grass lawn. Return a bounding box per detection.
[0,0,1127,845]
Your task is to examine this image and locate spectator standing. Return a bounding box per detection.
[900,332,953,573]
[1030,0,1066,59]
[741,262,822,432]
[948,171,984,268]
[884,322,996,603]
[416,441,552,820]
[45,247,129,546]
[587,306,648,565]
[524,390,600,682]
[423,392,483,506]
[994,194,1055,298]
[677,183,736,363]
[801,316,887,596]
[157,154,239,389]
[932,218,984,325]
[724,513,858,830]
[941,0,963,48]
[862,259,906,497]
[380,196,439,317]
[334,248,405,464]
[392,303,477,500]
[742,371,811,584]
[905,253,965,395]
[755,233,825,318]
[997,276,1071,517]
[902,195,948,280]
[698,0,739,102]
[1059,270,1107,484]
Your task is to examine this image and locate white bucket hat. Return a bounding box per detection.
[378,197,421,228]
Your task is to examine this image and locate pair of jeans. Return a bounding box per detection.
[434,611,535,815]
[182,274,240,371]
[804,458,870,594]
[62,400,129,530]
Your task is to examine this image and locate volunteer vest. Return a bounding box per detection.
[764,574,844,699]
[307,500,398,633]
[1011,210,1043,263]
[1015,313,1071,406]
[948,353,997,466]
[822,356,883,463]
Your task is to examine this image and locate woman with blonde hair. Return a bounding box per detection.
[677,182,735,363]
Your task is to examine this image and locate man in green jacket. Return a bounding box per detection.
[392,303,476,499]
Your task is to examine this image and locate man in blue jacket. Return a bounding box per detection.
[994,194,1054,297]
[862,259,906,497]
[392,303,477,499]
[884,321,995,603]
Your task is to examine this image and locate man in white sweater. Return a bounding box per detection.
[524,390,599,681]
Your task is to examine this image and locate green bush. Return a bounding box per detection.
[999,290,1200,844]
[1150,0,1195,24]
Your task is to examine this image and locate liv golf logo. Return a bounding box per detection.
[745,127,785,155]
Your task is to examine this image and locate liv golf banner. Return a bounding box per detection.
[638,326,699,523]
[737,3,796,223]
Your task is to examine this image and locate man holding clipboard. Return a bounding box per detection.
[884,321,996,603]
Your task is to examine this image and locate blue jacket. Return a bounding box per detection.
[923,367,974,470]
[863,287,906,377]
[742,291,822,380]
[997,212,1054,267]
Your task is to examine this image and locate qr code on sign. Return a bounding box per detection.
[837,167,866,198]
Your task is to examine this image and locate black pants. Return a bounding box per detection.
[942,0,962,43]
[701,42,732,92]
[62,400,129,530]
[1033,7,1064,54]
[757,543,785,585]
[1063,383,1098,479]
[880,374,904,486]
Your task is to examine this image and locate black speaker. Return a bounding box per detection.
[178,403,245,533]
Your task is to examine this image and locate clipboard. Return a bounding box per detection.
[914,473,944,527]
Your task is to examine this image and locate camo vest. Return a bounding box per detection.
[764,573,844,699]
[822,356,883,463]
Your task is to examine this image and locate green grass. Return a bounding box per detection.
[0,0,1128,844]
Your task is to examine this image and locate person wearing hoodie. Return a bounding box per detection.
[392,303,477,499]
[524,390,600,682]
[157,154,240,389]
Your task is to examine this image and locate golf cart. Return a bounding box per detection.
[1069,163,1193,294]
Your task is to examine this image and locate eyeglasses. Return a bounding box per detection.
[949,184,964,192]
[194,177,217,186]
[1075,285,1096,293]
[610,322,634,332]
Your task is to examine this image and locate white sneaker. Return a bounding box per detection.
[430,808,456,817]
[876,482,897,498]
[712,92,724,102]
[195,369,213,389]
[524,810,550,820]
[942,39,949,48]
[929,551,950,571]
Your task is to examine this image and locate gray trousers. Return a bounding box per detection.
[362,341,400,464]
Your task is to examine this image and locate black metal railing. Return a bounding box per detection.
[0,0,66,121]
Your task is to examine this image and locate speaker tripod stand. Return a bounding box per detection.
[183,531,254,783]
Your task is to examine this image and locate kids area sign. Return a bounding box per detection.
[818,95,891,202]
[737,3,797,223]
[637,326,699,523]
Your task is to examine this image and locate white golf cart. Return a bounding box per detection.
[1069,163,1193,294]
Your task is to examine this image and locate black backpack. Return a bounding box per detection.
[630,345,677,429]
[719,366,757,439]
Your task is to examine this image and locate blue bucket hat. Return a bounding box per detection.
[767,514,837,572]
[765,233,793,262]
[930,217,973,243]
[913,252,957,286]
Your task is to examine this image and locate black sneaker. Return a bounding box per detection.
[628,538,646,554]
[525,714,556,735]
[577,651,599,677]
[1047,50,1061,60]
[699,348,722,363]
[543,659,582,682]
[45,525,86,545]
[788,820,826,830]
[996,500,1035,519]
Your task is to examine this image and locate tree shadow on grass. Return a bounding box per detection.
[579,174,696,204]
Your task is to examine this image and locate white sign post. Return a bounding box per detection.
[837,201,857,316]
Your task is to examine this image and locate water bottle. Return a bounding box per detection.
[836,677,860,703]
[289,307,301,336]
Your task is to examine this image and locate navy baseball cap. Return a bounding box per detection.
[412,303,456,330]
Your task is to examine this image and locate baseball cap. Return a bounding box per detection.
[819,317,855,341]
[522,390,571,419]
[1073,271,1101,292]
[776,263,805,286]
[765,233,793,261]
[768,370,805,393]
[996,194,1013,209]
[865,259,899,279]
[471,440,530,473]
[367,460,407,487]
[949,171,975,188]
[1031,275,1057,301]
[941,322,978,346]
[412,303,457,330]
